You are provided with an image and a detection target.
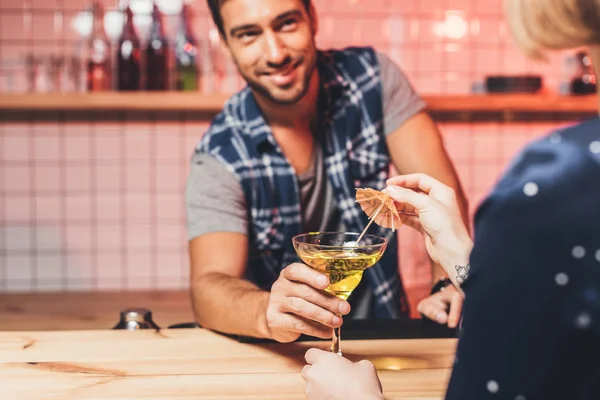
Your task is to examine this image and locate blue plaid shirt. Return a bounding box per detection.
[197,46,408,318]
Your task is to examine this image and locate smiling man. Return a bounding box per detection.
[186,0,469,342]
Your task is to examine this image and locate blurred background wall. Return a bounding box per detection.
[0,0,594,307]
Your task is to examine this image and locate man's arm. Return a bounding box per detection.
[186,154,349,341]
[189,232,271,338]
[190,232,350,341]
[186,154,270,337]
[386,112,469,281]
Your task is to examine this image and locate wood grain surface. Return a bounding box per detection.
[0,291,195,331]
[0,328,457,400]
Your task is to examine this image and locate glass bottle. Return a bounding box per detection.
[570,50,597,95]
[174,3,199,91]
[145,2,169,91]
[87,1,112,91]
[117,4,141,91]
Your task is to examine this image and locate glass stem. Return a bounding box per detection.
[332,321,342,356]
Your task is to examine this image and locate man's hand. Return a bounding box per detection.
[266,263,351,343]
[302,348,385,400]
[417,285,463,328]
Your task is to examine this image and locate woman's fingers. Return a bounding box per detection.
[399,214,422,232]
[386,173,444,194]
[387,173,457,204]
[395,202,417,215]
[385,186,429,210]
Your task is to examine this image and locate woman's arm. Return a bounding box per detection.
[446,125,600,399]
[385,174,473,296]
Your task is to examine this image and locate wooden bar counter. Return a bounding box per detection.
[0,289,430,332]
[0,328,456,399]
[0,291,196,331]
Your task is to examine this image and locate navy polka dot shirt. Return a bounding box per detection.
[445,117,600,400]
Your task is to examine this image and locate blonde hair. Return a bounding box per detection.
[504,0,600,59]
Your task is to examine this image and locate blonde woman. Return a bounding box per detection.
[301,0,600,399]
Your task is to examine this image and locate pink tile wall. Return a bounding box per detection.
[1,119,205,292]
[0,0,573,94]
[0,1,584,297]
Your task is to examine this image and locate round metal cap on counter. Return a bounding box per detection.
[113,307,160,331]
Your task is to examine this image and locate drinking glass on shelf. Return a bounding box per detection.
[292,232,387,356]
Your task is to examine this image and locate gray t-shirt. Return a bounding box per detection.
[185,52,426,318]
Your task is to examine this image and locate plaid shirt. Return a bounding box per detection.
[197,46,408,318]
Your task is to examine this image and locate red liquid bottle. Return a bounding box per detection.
[87,2,112,91]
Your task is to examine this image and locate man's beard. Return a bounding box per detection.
[240,58,317,106]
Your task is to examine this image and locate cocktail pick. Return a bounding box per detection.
[355,200,385,244]
[354,188,402,245]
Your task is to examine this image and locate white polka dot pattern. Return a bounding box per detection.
[575,312,591,329]
[595,249,600,262]
[555,273,569,286]
[523,182,539,197]
[549,133,562,144]
[590,141,600,154]
[487,380,499,393]
[572,246,586,259]
[515,396,527,400]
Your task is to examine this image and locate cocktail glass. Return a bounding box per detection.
[292,232,387,356]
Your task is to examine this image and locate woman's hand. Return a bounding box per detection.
[385,173,473,291]
[302,348,385,400]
